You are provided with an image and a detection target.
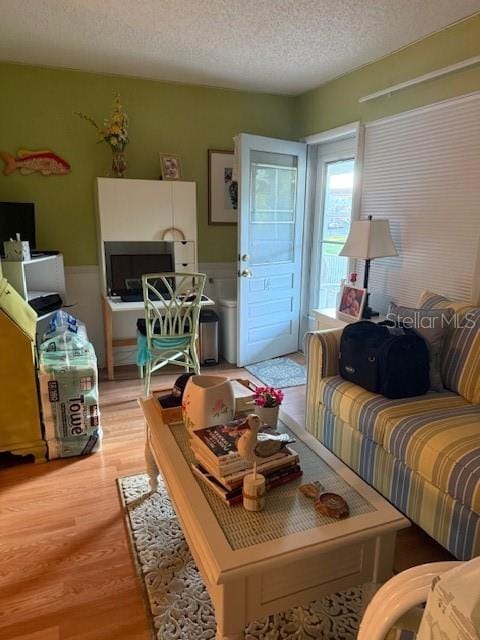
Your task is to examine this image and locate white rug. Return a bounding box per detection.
[119,473,364,639]
[245,357,307,388]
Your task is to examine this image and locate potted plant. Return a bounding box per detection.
[252,386,284,427]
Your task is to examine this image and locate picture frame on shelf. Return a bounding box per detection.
[159,153,183,180]
[208,149,237,225]
[337,285,367,321]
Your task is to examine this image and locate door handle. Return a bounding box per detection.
[241,253,250,262]
[240,269,252,278]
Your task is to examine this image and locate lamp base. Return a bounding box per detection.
[362,306,379,320]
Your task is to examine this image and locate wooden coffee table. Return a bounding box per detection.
[140,395,409,640]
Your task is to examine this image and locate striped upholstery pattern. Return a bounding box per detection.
[318,376,480,513]
[306,327,480,559]
[314,405,480,560]
[319,376,467,445]
[384,404,480,514]
[418,290,480,404]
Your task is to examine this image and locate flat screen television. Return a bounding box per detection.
[0,202,36,256]
[110,253,173,296]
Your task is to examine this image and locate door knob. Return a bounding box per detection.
[241,253,250,262]
[240,269,252,278]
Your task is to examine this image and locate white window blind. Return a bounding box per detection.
[360,93,480,308]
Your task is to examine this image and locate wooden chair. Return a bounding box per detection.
[138,272,206,396]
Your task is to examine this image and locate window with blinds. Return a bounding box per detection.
[360,93,480,309]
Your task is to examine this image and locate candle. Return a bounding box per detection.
[243,473,266,512]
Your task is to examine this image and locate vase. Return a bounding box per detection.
[182,375,234,432]
[111,150,127,178]
[254,404,280,427]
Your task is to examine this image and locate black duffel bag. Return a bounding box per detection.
[339,321,430,399]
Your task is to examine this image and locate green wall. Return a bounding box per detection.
[0,64,295,265]
[2,13,480,266]
[296,13,480,137]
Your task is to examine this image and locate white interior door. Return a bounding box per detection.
[237,134,306,366]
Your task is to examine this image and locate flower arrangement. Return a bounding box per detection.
[75,95,129,177]
[253,386,284,408]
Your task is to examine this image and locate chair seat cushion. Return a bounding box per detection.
[319,376,480,513]
[136,334,191,366]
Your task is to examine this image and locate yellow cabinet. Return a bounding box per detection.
[0,278,46,462]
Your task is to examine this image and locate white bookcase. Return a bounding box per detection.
[2,254,66,321]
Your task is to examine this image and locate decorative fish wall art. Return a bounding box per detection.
[0,149,71,176]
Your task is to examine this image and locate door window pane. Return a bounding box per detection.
[249,151,298,264]
[319,159,354,308]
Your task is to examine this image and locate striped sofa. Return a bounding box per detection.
[306,291,480,559]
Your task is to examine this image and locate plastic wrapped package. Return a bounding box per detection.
[42,310,89,344]
[39,313,102,459]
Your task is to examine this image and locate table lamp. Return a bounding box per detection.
[340,215,398,319]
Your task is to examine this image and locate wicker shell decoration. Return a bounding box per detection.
[299,481,349,519]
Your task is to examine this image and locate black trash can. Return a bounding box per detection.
[199,309,219,366]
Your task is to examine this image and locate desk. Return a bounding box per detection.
[102,295,215,380]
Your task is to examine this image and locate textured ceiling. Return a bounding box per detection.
[0,0,479,95]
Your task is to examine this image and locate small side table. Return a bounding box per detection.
[313,308,386,331]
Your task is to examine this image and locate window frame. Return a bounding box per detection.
[317,157,355,309]
[310,137,358,314]
[299,122,363,341]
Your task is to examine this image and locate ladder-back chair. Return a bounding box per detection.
[138,272,206,396]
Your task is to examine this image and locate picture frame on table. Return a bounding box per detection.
[159,153,183,180]
[208,149,238,225]
[337,285,367,321]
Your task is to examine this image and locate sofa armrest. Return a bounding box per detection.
[305,329,343,380]
[305,329,343,435]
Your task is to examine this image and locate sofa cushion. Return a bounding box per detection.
[418,290,480,404]
[320,375,480,514]
[383,403,480,514]
[388,302,454,392]
[319,375,468,445]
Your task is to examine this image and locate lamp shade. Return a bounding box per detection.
[340,218,398,259]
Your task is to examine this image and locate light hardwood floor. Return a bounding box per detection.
[0,360,452,640]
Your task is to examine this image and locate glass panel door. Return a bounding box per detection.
[318,158,354,308]
[249,151,297,265]
[237,134,306,366]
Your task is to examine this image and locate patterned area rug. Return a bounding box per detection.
[246,357,307,388]
[119,473,364,639]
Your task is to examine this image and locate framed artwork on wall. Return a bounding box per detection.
[337,285,367,321]
[208,149,238,225]
[159,153,183,180]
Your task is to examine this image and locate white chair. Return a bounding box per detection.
[138,272,206,396]
[358,558,480,640]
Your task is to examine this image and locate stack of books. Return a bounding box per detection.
[190,420,302,506]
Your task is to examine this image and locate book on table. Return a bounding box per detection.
[191,420,295,470]
[189,418,302,503]
[191,461,303,506]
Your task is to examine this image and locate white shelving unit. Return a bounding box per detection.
[95,177,199,379]
[2,254,66,321]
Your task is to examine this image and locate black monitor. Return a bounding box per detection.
[0,202,36,256]
[110,253,174,296]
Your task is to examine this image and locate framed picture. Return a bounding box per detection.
[159,153,182,180]
[208,149,238,225]
[337,285,367,321]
